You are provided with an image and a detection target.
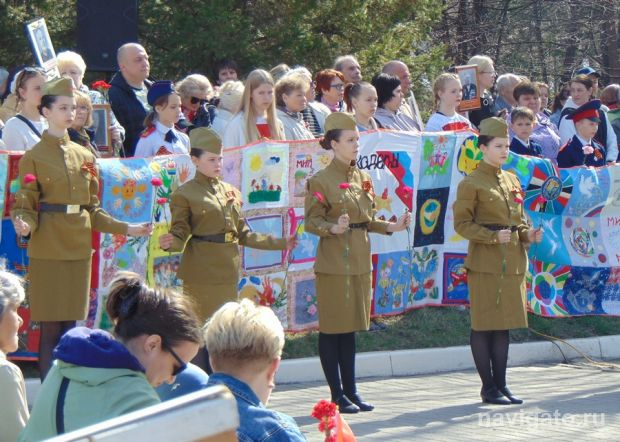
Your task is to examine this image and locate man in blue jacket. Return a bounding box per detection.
[108,43,152,157]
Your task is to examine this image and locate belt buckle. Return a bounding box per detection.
[225,232,234,242]
[66,205,80,214]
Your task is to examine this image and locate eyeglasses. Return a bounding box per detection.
[163,342,187,376]
[330,83,345,90]
[190,96,208,105]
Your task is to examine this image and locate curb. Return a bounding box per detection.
[25,334,620,404]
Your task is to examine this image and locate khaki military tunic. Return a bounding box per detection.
[453,160,532,331]
[11,131,128,321]
[305,158,391,334]
[167,171,286,322]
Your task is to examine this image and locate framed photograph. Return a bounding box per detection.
[91,104,113,156]
[456,64,481,112]
[25,18,57,73]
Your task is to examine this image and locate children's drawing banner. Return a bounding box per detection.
[3,129,620,357]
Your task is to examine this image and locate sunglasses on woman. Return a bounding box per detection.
[190,96,208,105]
[163,342,187,376]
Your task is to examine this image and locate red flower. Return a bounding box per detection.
[151,177,163,187]
[311,400,337,420]
[91,80,111,90]
[536,195,546,205]
[339,182,350,190]
[313,191,326,204]
[156,197,168,205]
[514,197,523,204]
[23,173,37,184]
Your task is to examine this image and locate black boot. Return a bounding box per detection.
[498,386,524,404]
[346,392,374,411]
[334,394,360,414]
[480,386,511,405]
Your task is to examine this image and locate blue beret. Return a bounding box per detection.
[147,80,175,106]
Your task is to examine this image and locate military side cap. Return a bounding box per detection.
[325,112,357,132]
[568,99,601,123]
[147,80,175,106]
[576,67,600,78]
[189,127,222,155]
[42,77,74,97]
[479,117,508,138]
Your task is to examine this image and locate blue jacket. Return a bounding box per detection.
[108,72,152,157]
[206,373,306,442]
[557,135,606,168]
[509,137,543,158]
[19,328,159,441]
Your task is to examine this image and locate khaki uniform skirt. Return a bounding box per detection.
[315,272,372,334]
[28,258,92,321]
[467,271,528,331]
[183,282,237,324]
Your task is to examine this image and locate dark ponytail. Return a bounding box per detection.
[319,129,342,150]
[106,272,202,346]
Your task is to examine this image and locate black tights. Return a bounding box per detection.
[318,332,357,401]
[470,329,510,390]
[191,346,213,375]
[39,321,76,381]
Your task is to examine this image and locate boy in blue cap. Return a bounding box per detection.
[557,100,606,168]
[134,80,189,157]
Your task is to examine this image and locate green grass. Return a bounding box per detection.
[282,307,620,359]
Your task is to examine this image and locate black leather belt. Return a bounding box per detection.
[483,224,518,232]
[39,203,86,214]
[192,233,236,243]
[349,222,369,229]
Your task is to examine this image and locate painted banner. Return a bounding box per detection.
[2,129,620,359]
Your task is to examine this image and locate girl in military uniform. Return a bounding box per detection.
[11,77,151,380]
[159,127,295,372]
[454,117,543,405]
[305,112,410,413]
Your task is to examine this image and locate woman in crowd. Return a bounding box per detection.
[19,272,202,441]
[467,55,498,128]
[68,90,99,157]
[175,74,216,132]
[0,269,29,442]
[286,67,330,137]
[426,73,473,132]
[493,74,521,114]
[134,80,190,157]
[315,69,345,113]
[535,81,552,116]
[204,299,305,441]
[558,75,617,163]
[305,112,410,413]
[275,74,314,140]
[223,69,284,148]
[269,63,290,82]
[344,81,379,131]
[371,73,419,131]
[211,80,244,138]
[57,51,124,155]
[509,80,561,161]
[549,83,570,127]
[11,77,150,380]
[454,117,542,405]
[2,67,47,150]
[159,127,295,372]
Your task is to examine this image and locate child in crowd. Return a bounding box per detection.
[557,100,606,168]
[223,69,284,148]
[344,81,379,131]
[0,269,29,442]
[134,80,189,157]
[509,107,543,157]
[426,73,474,132]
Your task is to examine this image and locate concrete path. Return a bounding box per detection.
[270,360,620,441]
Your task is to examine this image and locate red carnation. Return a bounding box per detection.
[536,195,546,205]
[91,80,111,90]
[156,197,168,205]
[151,177,163,187]
[23,173,37,184]
[339,182,350,190]
[311,400,337,420]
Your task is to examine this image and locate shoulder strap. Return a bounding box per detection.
[15,114,42,138]
[56,376,71,435]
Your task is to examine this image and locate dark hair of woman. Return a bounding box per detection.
[343,81,372,112]
[106,272,202,347]
[371,73,401,108]
[319,129,342,150]
[38,94,59,116]
[190,148,205,158]
[477,135,495,147]
[143,93,179,127]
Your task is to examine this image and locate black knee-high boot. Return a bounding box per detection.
[470,329,510,404]
[339,332,374,411]
[490,330,522,403]
[318,332,342,400]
